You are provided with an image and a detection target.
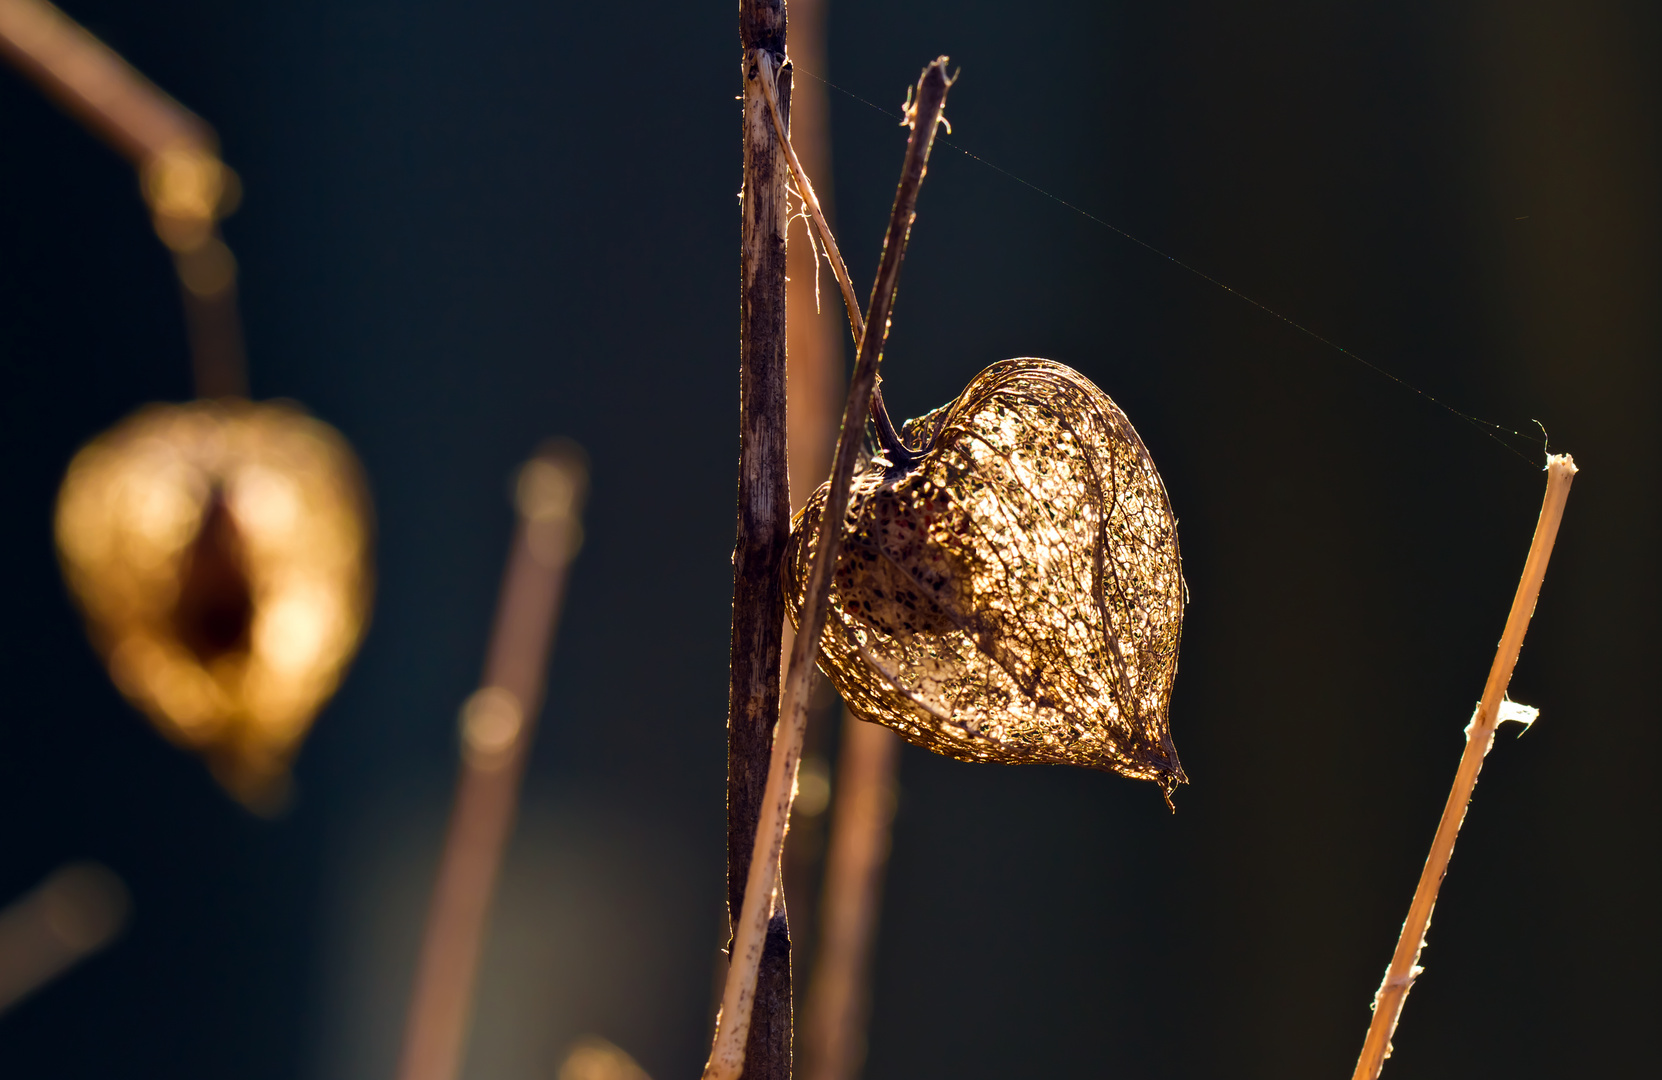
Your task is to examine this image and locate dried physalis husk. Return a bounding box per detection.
[785,358,1187,798]
[55,400,373,811]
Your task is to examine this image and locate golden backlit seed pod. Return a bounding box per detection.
[786,358,1187,799]
[54,400,373,811]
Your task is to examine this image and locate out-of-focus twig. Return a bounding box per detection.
[1352,454,1577,1079]
[0,862,130,1016]
[395,442,588,1080]
[0,0,246,397]
[0,0,208,160]
[802,711,898,1080]
[766,6,908,1072]
[775,0,839,988]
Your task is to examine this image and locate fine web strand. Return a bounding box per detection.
[791,63,1542,466]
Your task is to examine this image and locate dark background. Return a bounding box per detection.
[2,1,1656,1077]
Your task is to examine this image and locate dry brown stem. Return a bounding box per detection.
[728,2,794,1075]
[1351,453,1577,1079]
[757,58,863,344]
[704,55,953,1080]
[395,444,587,1080]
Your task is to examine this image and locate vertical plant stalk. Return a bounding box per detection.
[395,444,588,1080]
[802,711,900,1080]
[0,0,247,397]
[1351,453,1577,1079]
[759,45,909,1080]
[777,0,840,972]
[730,1,793,1076]
[705,56,953,1080]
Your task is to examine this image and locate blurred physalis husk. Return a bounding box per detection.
[54,399,373,812]
[557,1036,653,1080]
[786,358,1187,798]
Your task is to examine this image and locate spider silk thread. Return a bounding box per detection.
[789,62,1544,467]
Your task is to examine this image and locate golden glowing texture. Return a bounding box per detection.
[786,359,1186,796]
[55,400,373,809]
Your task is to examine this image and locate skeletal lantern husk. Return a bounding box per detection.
[785,358,1187,793]
[55,400,373,810]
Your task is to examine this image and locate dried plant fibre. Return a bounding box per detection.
[786,358,1187,797]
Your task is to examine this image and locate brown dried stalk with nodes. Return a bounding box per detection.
[723,3,796,1075]
[706,51,955,1080]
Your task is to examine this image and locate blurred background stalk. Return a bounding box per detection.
[0,0,245,398]
[0,864,129,1017]
[776,3,905,1079]
[395,444,586,1080]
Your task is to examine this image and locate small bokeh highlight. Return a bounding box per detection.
[55,400,373,810]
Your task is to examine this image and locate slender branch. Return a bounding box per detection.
[771,13,905,1062]
[729,2,794,1076]
[0,0,247,397]
[174,231,248,398]
[1351,453,1578,1079]
[801,710,900,1080]
[704,56,953,1080]
[757,59,861,343]
[395,444,587,1080]
[0,0,211,160]
[0,862,129,1017]
[757,59,920,469]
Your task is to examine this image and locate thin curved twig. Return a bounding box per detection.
[757,57,921,470]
